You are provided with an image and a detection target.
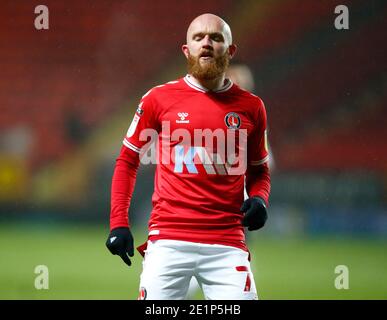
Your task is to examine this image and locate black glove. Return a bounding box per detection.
[105,227,134,267]
[240,197,268,231]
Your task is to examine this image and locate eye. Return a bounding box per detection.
[212,34,223,42]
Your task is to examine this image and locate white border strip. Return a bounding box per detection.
[184,76,206,92]
[250,155,270,166]
[184,75,233,93]
[123,139,141,153]
[216,80,233,92]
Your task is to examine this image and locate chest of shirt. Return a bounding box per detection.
[157,94,256,137]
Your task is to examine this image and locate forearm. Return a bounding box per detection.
[245,162,271,206]
[110,146,140,230]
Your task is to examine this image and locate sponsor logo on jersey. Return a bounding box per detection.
[174,145,246,175]
[224,112,241,129]
[176,112,189,124]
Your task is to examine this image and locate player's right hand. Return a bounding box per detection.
[105,227,134,267]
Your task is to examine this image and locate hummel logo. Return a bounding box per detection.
[110,236,117,243]
[176,112,189,124]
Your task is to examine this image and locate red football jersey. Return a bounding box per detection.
[114,75,270,251]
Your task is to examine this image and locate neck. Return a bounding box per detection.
[189,74,226,91]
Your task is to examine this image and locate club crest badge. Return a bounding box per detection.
[224,112,241,129]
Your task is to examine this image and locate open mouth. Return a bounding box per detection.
[200,51,214,59]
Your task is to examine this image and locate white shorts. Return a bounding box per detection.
[138,239,258,300]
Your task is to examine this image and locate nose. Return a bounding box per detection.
[202,34,213,48]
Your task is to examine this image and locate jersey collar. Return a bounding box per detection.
[184,74,233,93]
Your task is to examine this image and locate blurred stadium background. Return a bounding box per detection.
[0,0,386,299]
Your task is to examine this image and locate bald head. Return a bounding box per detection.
[186,13,233,45]
[182,13,237,86]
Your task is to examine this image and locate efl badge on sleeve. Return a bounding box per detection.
[224,112,241,129]
[126,102,144,138]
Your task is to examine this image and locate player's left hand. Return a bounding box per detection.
[240,197,268,231]
[105,227,134,267]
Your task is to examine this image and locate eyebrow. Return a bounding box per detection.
[192,32,224,40]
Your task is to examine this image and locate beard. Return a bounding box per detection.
[187,51,230,81]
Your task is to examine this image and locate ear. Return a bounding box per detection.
[228,44,237,59]
[181,44,190,59]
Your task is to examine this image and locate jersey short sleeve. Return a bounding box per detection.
[123,89,160,154]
